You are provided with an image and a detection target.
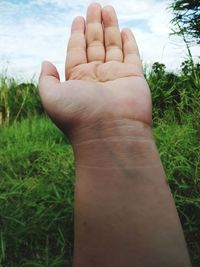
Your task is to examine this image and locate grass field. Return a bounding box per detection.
[0,61,200,266]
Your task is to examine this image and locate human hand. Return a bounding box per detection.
[39,7,192,266]
[39,3,152,143]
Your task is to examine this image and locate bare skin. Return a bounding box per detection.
[39,3,191,267]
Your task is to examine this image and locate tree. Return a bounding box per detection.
[170,0,200,44]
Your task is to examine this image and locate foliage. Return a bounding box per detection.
[0,117,74,267]
[0,76,43,125]
[170,0,200,44]
[148,61,200,125]
[154,118,200,266]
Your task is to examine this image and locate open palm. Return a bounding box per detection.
[39,4,152,139]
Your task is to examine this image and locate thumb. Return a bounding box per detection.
[39,61,60,99]
[40,60,60,81]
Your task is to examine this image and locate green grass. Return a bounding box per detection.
[0,117,74,267]
[154,118,200,266]
[0,60,200,266]
[0,76,43,125]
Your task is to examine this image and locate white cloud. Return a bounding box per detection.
[0,0,199,81]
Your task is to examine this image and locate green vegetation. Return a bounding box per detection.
[0,117,74,267]
[170,0,200,44]
[0,61,200,266]
[0,76,43,125]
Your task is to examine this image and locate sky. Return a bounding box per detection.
[0,0,199,81]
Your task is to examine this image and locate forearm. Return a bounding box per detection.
[72,120,191,267]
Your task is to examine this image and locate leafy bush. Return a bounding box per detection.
[147,61,200,123]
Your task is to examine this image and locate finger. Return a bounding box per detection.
[121,28,143,73]
[39,61,60,104]
[39,61,60,84]
[102,5,123,62]
[86,3,105,63]
[66,16,87,80]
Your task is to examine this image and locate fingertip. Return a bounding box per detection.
[102,5,115,12]
[39,60,60,82]
[88,2,102,11]
[72,16,85,25]
[121,27,131,32]
[121,28,129,34]
[121,28,134,39]
[41,60,50,72]
[71,16,85,33]
[86,2,102,23]
[40,61,48,80]
[74,15,85,21]
[102,5,118,27]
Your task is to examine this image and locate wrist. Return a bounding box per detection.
[70,119,159,169]
[70,119,153,144]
